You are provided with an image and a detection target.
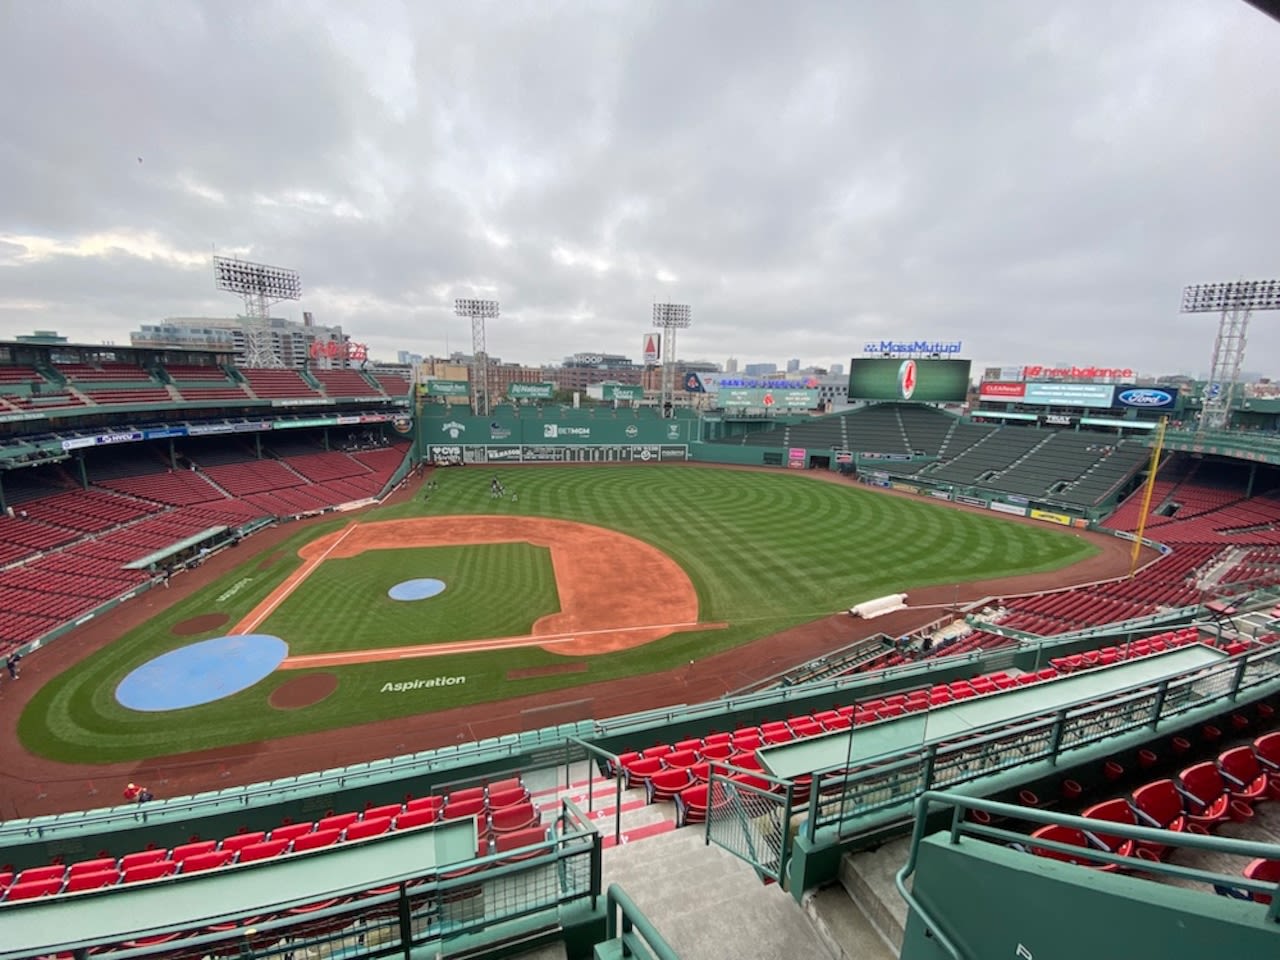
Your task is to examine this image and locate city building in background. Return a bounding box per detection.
[131,315,349,369]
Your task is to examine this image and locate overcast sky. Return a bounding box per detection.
[1,1,1278,376]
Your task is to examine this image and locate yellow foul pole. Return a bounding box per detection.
[1129,416,1168,577]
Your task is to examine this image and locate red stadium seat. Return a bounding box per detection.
[487,786,530,811]
[180,850,234,873]
[220,832,266,854]
[4,877,64,901]
[494,826,551,862]
[344,816,393,841]
[363,803,403,822]
[1177,762,1235,830]
[16,864,67,884]
[489,802,539,835]
[118,849,167,871]
[316,812,359,833]
[1243,858,1280,905]
[67,857,117,877]
[645,769,693,804]
[291,828,341,853]
[1218,746,1271,804]
[1027,825,1117,871]
[122,860,176,883]
[674,783,709,827]
[64,868,119,892]
[270,822,315,843]
[171,841,217,864]
[394,807,440,830]
[1078,799,1139,862]
[236,839,290,863]
[405,795,445,814]
[1130,779,1187,857]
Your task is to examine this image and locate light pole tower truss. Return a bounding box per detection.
[652,302,692,417]
[1180,279,1280,432]
[214,256,302,368]
[455,298,500,417]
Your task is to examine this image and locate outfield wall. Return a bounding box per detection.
[418,405,697,463]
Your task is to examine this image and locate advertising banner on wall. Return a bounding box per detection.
[508,382,556,400]
[601,384,644,402]
[719,388,818,409]
[847,358,972,402]
[1030,508,1073,525]
[1022,382,1116,408]
[979,381,1026,401]
[423,379,470,397]
[1112,386,1178,410]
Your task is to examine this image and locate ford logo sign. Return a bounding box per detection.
[1118,389,1173,407]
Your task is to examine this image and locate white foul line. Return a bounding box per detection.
[235,522,360,635]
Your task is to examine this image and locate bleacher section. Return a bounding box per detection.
[239,368,322,400]
[164,363,253,403]
[0,439,409,651]
[374,372,412,396]
[312,368,382,398]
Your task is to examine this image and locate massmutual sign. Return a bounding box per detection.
[862,339,963,355]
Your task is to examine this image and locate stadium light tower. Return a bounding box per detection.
[454,298,499,417]
[1180,279,1280,432]
[214,256,302,368]
[652,302,691,418]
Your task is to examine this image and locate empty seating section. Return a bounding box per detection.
[53,362,172,405]
[929,426,1046,486]
[312,369,381,397]
[374,372,412,395]
[607,664,1072,827]
[98,469,229,506]
[55,362,151,383]
[0,776,547,903]
[0,439,407,647]
[1021,733,1280,878]
[896,404,954,453]
[240,368,322,399]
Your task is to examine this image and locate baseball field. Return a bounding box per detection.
[19,465,1099,765]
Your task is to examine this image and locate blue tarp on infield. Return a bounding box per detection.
[115,635,289,712]
[388,578,447,601]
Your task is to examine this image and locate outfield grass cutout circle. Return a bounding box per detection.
[115,635,289,712]
[388,578,447,601]
[270,672,339,710]
[171,613,231,637]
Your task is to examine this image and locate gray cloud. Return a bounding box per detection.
[1,0,1278,376]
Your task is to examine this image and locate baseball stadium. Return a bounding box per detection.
[1,314,1280,960]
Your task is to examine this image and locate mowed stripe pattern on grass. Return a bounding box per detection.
[19,465,1098,762]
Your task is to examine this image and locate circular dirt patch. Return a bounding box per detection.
[270,672,339,710]
[256,550,285,572]
[171,613,231,637]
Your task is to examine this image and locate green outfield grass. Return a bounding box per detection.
[20,465,1098,762]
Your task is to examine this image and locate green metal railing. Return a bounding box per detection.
[602,883,682,960]
[804,642,1280,843]
[3,798,603,960]
[705,763,795,884]
[895,790,1280,960]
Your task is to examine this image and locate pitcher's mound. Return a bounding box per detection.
[270,672,339,710]
[171,613,230,637]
